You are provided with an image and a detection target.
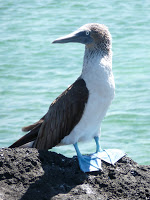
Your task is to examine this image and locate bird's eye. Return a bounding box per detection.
[86,31,90,35]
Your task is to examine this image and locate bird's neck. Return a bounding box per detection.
[81,47,112,76]
[81,47,115,100]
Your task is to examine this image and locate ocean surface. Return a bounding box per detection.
[0,0,150,165]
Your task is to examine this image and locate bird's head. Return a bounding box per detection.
[52,23,112,53]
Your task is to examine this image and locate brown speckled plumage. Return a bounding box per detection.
[84,23,112,52]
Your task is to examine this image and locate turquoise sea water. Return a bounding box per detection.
[0,1,150,165]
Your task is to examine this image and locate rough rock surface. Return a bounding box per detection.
[0,148,149,200]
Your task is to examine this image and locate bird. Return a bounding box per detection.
[9,23,125,172]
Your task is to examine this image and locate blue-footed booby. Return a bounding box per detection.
[9,23,125,172]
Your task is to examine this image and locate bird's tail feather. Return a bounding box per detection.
[22,116,45,132]
[9,118,44,148]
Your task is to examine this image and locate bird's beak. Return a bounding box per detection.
[52,29,93,44]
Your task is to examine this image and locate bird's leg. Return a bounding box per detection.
[94,136,102,153]
[73,143,102,173]
[74,142,82,157]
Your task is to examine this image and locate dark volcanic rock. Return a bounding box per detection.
[0,148,149,200]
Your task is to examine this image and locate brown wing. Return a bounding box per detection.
[33,78,89,150]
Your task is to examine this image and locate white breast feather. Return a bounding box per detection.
[61,51,115,145]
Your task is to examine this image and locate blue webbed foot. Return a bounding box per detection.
[74,137,126,173]
[94,136,126,165]
[74,143,102,172]
[77,153,102,173]
[96,149,126,165]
